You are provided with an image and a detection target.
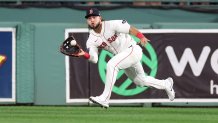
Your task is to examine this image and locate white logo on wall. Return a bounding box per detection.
[165,46,218,76]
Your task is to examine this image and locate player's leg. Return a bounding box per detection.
[101,46,143,100]
[125,62,175,100]
[124,62,166,89]
[90,46,140,107]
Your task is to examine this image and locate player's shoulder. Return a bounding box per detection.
[105,20,128,24]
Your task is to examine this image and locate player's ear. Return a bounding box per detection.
[100,16,104,21]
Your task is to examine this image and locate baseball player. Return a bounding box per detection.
[77,8,175,108]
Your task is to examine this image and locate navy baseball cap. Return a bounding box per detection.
[85,8,101,19]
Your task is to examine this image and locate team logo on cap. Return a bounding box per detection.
[89,9,93,14]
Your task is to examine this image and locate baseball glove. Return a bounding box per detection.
[60,36,82,57]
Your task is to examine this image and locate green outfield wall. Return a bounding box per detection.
[0,7,218,105]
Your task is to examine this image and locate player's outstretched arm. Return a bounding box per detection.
[74,49,89,58]
[129,26,150,46]
[76,48,99,64]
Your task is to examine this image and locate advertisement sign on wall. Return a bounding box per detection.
[65,29,218,104]
[0,28,16,102]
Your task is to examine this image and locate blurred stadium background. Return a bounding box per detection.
[0,1,218,122]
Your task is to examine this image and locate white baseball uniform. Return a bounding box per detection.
[86,20,167,103]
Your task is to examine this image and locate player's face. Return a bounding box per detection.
[87,16,102,29]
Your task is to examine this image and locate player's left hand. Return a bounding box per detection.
[138,37,150,47]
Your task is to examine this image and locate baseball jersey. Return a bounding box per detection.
[86,20,136,63]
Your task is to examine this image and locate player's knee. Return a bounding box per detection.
[133,80,144,87]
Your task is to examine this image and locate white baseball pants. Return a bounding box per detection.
[100,45,167,102]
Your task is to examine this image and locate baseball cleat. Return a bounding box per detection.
[165,77,175,101]
[89,96,109,108]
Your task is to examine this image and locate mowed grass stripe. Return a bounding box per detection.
[0,106,217,123]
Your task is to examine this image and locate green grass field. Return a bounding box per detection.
[0,106,218,123]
